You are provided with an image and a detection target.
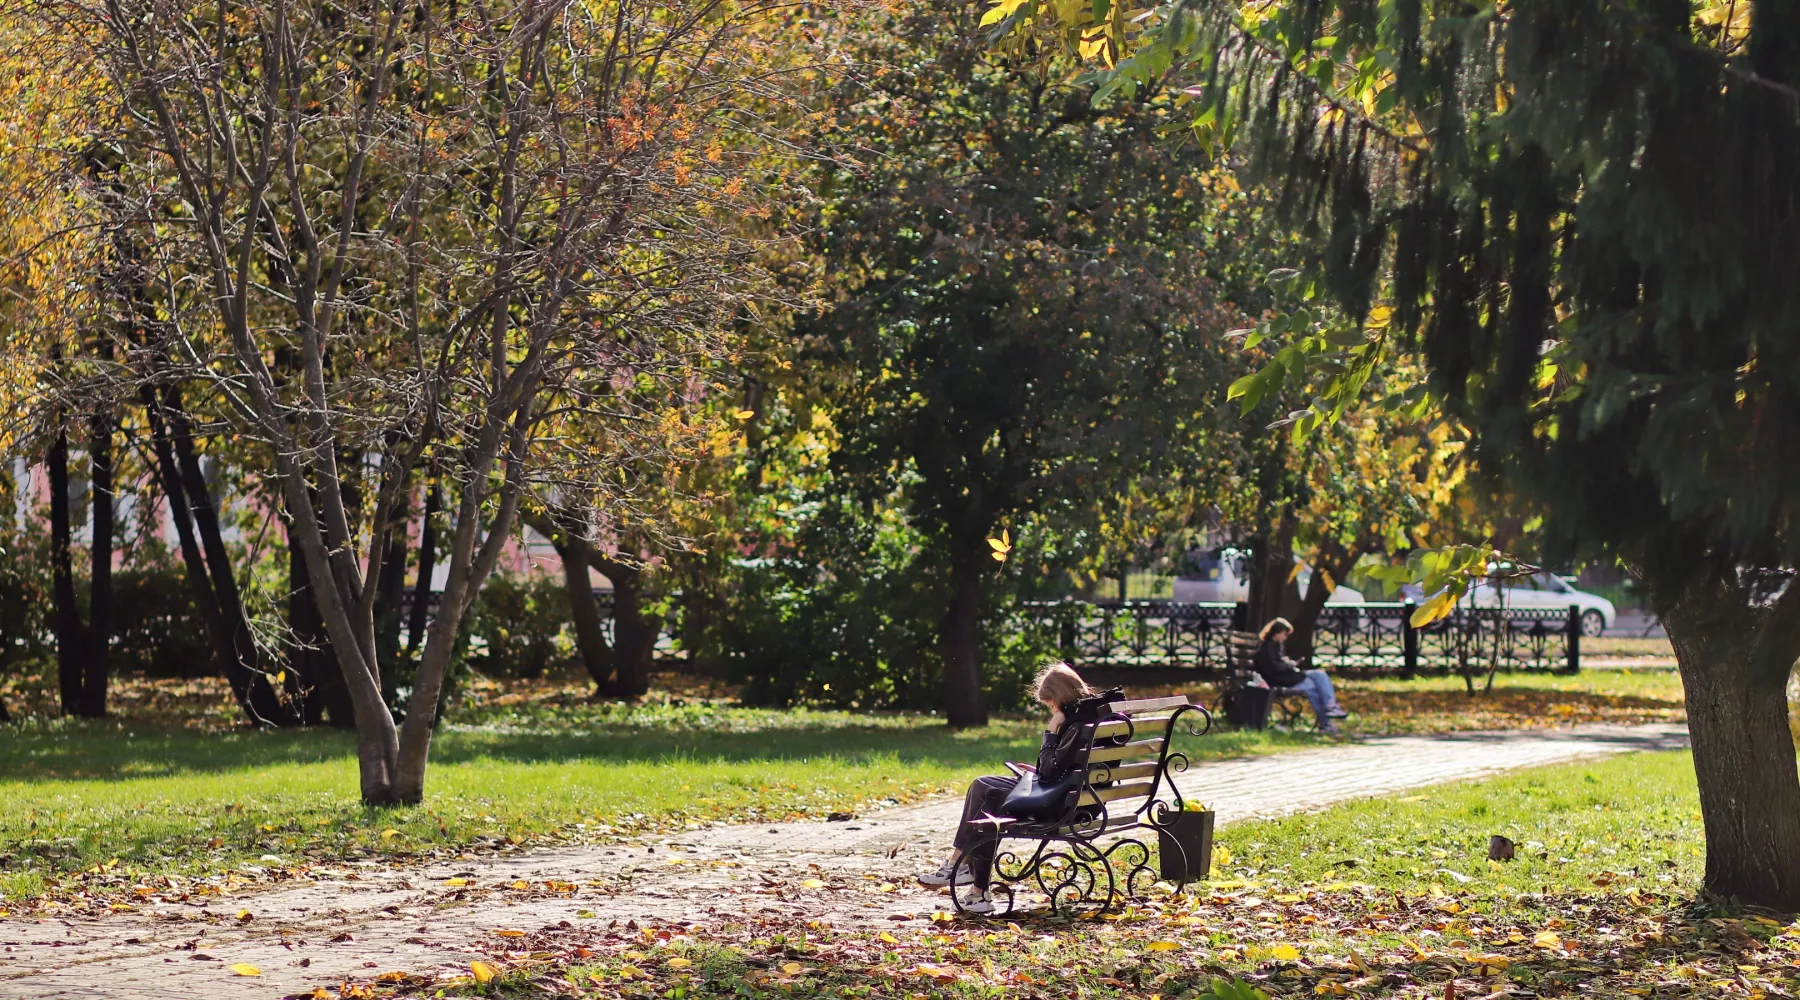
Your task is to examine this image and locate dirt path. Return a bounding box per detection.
[0,722,1688,999]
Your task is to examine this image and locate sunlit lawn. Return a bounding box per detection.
[0,666,1686,908]
[430,752,1800,1000]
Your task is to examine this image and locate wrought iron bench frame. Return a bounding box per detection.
[949,695,1213,917]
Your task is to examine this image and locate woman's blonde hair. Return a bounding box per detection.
[1259,617,1294,640]
[1033,661,1094,708]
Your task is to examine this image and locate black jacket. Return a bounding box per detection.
[1254,638,1306,688]
[1034,687,1123,782]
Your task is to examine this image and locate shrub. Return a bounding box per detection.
[461,573,573,679]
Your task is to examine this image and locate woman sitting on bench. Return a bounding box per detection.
[917,662,1114,913]
[1255,617,1349,734]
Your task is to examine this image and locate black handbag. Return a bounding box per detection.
[998,764,1089,820]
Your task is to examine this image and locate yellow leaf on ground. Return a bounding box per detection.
[495,928,526,937]
[801,878,825,888]
[510,880,529,890]
[1270,944,1301,961]
[1534,930,1562,949]
[470,961,498,983]
[667,957,693,969]
[444,878,469,887]
[781,961,803,975]
[619,964,645,980]
[227,963,260,977]
[879,931,900,944]
[1145,940,1182,952]
[380,829,400,840]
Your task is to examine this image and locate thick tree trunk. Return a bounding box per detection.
[560,534,617,694]
[1656,572,1800,910]
[1287,539,1358,661]
[1245,513,1298,635]
[941,554,987,728]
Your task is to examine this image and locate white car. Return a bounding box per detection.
[1461,572,1615,637]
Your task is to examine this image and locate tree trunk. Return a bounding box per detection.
[1245,513,1298,635]
[1657,572,1800,909]
[81,410,112,717]
[373,487,411,682]
[49,426,82,715]
[405,480,441,657]
[596,556,658,699]
[941,553,987,728]
[145,385,293,724]
[1287,539,1358,661]
[561,534,617,693]
[288,513,355,728]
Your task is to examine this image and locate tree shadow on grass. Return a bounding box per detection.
[0,712,1301,784]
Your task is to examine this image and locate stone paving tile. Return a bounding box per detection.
[0,722,1688,998]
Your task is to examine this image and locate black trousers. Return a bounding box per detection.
[952,774,1016,888]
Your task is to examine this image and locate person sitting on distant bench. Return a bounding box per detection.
[1255,617,1349,734]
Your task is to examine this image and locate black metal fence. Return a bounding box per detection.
[1023,600,1581,676]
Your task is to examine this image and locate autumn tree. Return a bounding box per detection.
[1000,0,1800,905]
[29,0,771,802]
[795,1,1241,726]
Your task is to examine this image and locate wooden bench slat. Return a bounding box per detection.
[1106,695,1191,715]
[1086,738,1167,763]
[1092,714,1179,740]
[1076,780,1157,807]
[1086,761,1159,783]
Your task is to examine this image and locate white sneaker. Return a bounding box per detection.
[963,889,994,914]
[917,859,970,887]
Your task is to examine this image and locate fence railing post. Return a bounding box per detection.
[1402,599,1419,678]
[1565,604,1581,673]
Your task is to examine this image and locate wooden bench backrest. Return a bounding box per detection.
[1074,695,1191,810]
[1228,630,1260,670]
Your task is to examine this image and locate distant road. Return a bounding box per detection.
[1607,610,1666,639]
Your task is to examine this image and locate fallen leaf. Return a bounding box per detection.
[1270,944,1301,961]
[471,961,498,983]
[510,880,529,890]
[801,878,825,889]
[668,957,693,969]
[1534,930,1563,949]
[879,931,900,944]
[227,963,260,977]
[1145,940,1182,952]
[619,964,646,980]
[380,829,401,840]
[444,878,469,887]
[495,928,526,938]
[781,961,804,975]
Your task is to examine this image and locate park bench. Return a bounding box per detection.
[950,694,1212,917]
[1214,630,1311,727]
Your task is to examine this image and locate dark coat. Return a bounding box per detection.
[1254,638,1306,688]
[1034,686,1123,782]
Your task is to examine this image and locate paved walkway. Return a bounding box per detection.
[0,722,1688,999]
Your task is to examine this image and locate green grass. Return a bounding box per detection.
[0,702,1329,906]
[426,751,1800,1000]
[1214,750,1703,896]
[1345,668,1683,700]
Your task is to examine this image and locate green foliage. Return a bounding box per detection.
[1196,978,1271,1000]
[704,502,1055,711]
[108,547,213,678]
[461,574,571,680]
